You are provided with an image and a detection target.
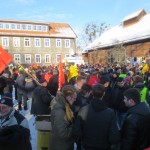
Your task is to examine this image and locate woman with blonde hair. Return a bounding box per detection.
[51,85,77,150]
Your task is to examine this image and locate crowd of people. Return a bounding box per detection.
[0,63,150,150]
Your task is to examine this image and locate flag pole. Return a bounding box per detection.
[16,62,42,86]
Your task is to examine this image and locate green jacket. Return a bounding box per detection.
[50,92,74,150]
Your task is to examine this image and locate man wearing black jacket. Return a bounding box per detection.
[31,78,54,115]
[120,88,150,150]
[74,84,120,150]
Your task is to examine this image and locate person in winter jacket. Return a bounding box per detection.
[88,71,100,87]
[100,76,112,107]
[0,93,31,150]
[12,67,19,99]
[73,84,120,150]
[120,88,150,150]
[15,70,28,110]
[0,76,7,96]
[50,85,77,150]
[47,70,59,96]
[111,77,130,130]
[31,78,53,115]
[133,75,150,105]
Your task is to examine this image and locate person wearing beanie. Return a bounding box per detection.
[111,77,130,130]
[0,93,29,129]
[0,93,31,150]
[100,76,112,108]
[31,78,54,115]
[110,72,119,89]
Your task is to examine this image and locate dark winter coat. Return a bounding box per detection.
[15,74,27,93]
[120,102,150,150]
[102,86,112,108]
[73,99,120,150]
[111,84,130,112]
[31,86,53,115]
[47,75,59,96]
[0,76,7,95]
[0,125,32,150]
[50,92,74,150]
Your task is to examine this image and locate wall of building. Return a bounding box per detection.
[0,36,76,65]
[83,41,150,65]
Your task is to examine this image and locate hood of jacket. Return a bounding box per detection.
[91,98,107,112]
[128,102,150,117]
[51,92,66,110]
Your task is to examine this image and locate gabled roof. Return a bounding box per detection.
[84,9,150,53]
[0,19,77,38]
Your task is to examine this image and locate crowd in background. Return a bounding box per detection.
[0,62,150,150]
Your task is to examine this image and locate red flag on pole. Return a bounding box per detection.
[58,54,65,90]
[0,46,13,73]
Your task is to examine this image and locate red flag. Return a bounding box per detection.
[0,46,13,73]
[58,54,65,90]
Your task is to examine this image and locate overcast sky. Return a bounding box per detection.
[0,0,150,35]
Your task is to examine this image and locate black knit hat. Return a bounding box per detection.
[0,93,13,107]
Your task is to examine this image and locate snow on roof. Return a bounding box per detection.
[84,12,150,53]
[122,9,145,22]
[49,27,77,38]
[49,23,77,38]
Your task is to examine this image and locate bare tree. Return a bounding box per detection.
[76,21,109,49]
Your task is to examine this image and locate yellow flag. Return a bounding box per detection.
[68,65,78,81]
[142,64,149,74]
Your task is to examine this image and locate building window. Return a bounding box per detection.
[0,24,3,29]
[25,54,31,64]
[45,54,51,63]
[5,24,10,29]
[27,25,32,30]
[35,38,41,47]
[33,25,37,31]
[13,37,20,47]
[14,54,21,63]
[2,37,9,46]
[65,39,70,48]
[24,38,30,47]
[16,24,21,30]
[38,25,42,31]
[56,39,61,47]
[22,24,26,30]
[11,24,16,30]
[35,54,41,63]
[44,38,50,47]
[56,54,60,63]
[43,26,48,32]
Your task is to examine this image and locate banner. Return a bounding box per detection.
[0,46,13,73]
